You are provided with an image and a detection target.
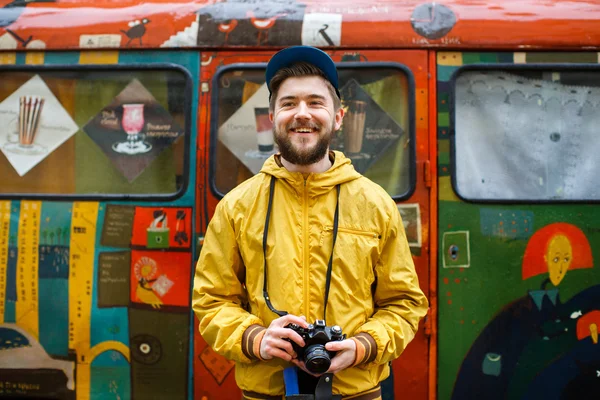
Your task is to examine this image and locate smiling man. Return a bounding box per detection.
[193,46,428,400]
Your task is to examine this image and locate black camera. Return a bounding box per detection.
[285,319,346,374]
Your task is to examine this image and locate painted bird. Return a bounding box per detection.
[121,17,150,46]
[0,0,55,47]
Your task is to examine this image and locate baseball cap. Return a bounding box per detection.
[265,46,341,99]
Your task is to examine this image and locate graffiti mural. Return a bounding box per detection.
[0,201,194,399]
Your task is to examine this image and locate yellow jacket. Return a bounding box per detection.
[193,151,428,396]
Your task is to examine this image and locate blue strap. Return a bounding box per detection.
[283,366,300,396]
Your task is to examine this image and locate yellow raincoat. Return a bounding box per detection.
[193,151,428,397]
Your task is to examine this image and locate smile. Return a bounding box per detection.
[291,128,317,133]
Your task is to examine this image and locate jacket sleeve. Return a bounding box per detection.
[353,201,429,367]
[192,200,265,363]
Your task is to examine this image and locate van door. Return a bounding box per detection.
[195,49,432,400]
[436,51,600,400]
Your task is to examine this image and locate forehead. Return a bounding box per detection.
[275,75,333,102]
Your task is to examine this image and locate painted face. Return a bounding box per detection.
[270,76,343,165]
[545,234,572,286]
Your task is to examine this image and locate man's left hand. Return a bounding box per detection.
[325,338,356,374]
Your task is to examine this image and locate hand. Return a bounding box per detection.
[324,339,356,374]
[259,314,308,362]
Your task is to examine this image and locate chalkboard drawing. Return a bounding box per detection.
[147,209,169,249]
[112,103,152,155]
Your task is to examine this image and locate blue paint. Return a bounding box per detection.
[38,278,69,357]
[4,202,19,322]
[90,204,129,348]
[438,65,458,82]
[44,52,80,65]
[91,351,131,400]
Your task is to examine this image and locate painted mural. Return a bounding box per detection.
[0,201,193,399]
[438,51,600,400]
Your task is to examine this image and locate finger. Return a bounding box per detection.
[268,347,295,362]
[281,315,310,329]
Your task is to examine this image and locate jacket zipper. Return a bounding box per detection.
[303,179,309,319]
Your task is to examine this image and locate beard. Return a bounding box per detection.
[274,120,334,166]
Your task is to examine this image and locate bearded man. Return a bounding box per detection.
[193,46,428,400]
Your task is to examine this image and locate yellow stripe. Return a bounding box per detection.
[15,201,41,339]
[69,202,98,400]
[25,51,45,65]
[0,201,11,323]
[0,53,16,64]
[79,51,119,64]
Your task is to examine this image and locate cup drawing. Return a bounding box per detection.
[112,103,152,155]
[343,100,367,154]
[254,107,274,153]
[147,210,169,249]
[3,96,47,156]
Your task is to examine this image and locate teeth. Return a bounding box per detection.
[295,128,313,133]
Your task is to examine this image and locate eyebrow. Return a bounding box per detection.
[278,94,327,103]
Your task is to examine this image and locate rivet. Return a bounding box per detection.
[325,377,330,382]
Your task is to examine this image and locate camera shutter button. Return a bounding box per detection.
[331,325,342,334]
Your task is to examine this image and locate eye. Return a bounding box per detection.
[564,257,570,263]
[553,257,559,263]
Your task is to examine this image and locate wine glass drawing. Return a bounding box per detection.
[112,103,152,154]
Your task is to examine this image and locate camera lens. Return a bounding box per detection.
[303,344,331,374]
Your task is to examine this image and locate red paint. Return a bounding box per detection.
[522,223,593,280]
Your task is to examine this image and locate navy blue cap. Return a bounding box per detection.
[265,46,340,99]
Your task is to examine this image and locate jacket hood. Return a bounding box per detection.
[259,151,362,197]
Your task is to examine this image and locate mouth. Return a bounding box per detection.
[290,127,318,134]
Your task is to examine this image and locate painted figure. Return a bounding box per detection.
[452,223,599,399]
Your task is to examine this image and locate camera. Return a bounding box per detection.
[285,319,346,374]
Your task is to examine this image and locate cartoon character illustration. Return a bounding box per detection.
[0,0,55,47]
[452,223,599,399]
[121,18,150,46]
[133,256,174,309]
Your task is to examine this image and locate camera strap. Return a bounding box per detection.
[263,176,340,323]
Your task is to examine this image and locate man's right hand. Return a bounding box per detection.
[259,314,309,361]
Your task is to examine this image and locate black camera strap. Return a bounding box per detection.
[263,176,340,323]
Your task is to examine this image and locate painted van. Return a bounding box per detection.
[0,0,598,399]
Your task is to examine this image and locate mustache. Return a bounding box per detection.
[285,121,321,130]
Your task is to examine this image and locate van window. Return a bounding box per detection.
[211,65,414,199]
[0,67,190,199]
[453,68,600,201]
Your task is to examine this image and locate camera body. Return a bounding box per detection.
[285,319,346,374]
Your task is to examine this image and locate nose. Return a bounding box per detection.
[294,101,311,121]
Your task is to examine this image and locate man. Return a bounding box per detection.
[193,46,428,399]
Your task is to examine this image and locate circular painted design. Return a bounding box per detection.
[411,3,457,40]
[131,334,162,365]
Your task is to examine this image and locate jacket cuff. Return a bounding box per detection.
[242,324,267,361]
[351,332,377,366]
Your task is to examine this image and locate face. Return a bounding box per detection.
[270,76,343,165]
[545,234,572,286]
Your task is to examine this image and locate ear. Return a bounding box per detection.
[333,107,344,131]
[269,111,274,123]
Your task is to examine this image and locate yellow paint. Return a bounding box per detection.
[15,201,41,339]
[79,51,119,64]
[514,52,527,64]
[68,202,98,400]
[25,51,45,65]
[77,341,131,399]
[438,52,463,66]
[439,176,460,202]
[0,201,10,323]
[0,53,16,64]
[590,323,598,344]
[545,234,572,286]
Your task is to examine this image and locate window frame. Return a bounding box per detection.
[0,63,193,202]
[449,62,600,204]
[209,61,416,201]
